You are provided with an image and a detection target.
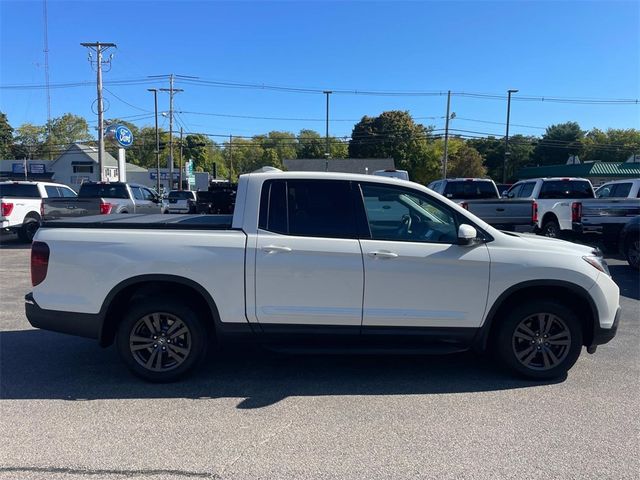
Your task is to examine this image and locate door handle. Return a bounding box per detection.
[262,245,292,253]
[368,250,399,259]
[496,208,505,212]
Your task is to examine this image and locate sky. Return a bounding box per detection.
[1,0,639,144]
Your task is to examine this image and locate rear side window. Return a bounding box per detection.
[611,183,632,198]
[60,187,77,198]
[443,181,498,199]
[517,182,536,198]
[45,185,61,198]
[539,180,594,199]
[131,187,145,200]
[0,184,40,198]
[259,180,356,238]
[79,183,129,199]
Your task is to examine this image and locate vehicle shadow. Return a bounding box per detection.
[0,329,562,408]
[0,233,30,250]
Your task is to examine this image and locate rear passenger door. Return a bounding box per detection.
[254,179,364,328]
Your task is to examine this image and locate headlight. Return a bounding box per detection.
[583,255,610,276]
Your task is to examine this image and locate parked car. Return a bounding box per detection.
[166,190,197,214]
[42,182,163,220]
[619,216,639,269]
[0,181,77,242]
[428,178,535,230]
[26,170,619,382]
[505,178,595,237]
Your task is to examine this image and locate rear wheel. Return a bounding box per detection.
[17,216,39,243]
[495,300,583,379]
[540,218,560,238]
[625,237,640,270]
[116,298,207,382]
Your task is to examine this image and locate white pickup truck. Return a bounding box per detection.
[505,177,595,237]
[26,171,620,382]
[0,180,77,242]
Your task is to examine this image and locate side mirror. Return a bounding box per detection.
[502,190,509,198]
[458,224,478,246]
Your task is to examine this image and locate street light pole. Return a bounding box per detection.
[148,88,161,193]
[503,89,518,183]
[323,90,332,171]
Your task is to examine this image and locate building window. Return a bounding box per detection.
[73,165,93,173]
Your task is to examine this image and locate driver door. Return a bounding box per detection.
[358,182,491,329]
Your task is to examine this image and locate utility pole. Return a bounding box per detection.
[157,75,183,190]
[443,90,451,179]
[179,127,184,190]
[503,89,519,183]
[81,41,116,182]
[323,91,332,171]
[228,135,233,183]
[148,88,161,193]
[43,0,51,159]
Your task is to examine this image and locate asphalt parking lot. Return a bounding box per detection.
[0,233,638,480]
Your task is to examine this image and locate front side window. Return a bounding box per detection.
[142,188,156,201]
[131,187,145,200]
[360,183,458,244]
[60,187,77,198]
[506,183,523,198]
[258,180,356,238]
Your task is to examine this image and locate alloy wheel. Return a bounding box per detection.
[512,313,571,371]
[129,312,192,372]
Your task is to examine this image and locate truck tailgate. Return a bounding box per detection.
[42,198,103,220]
[464,199,535,226]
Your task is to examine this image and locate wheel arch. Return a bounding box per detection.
[475,280,598,351]
[98,274,222,347]
[541,212,558,226]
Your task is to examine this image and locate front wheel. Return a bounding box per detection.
[495,301,583,379]
[625,237,640,270]
[116,298,208,382]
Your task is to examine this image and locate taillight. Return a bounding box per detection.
[100,201,113,214]
[532,201,538,224]
[1,202,14,217]
[571,202,582,222]
[460,202,469,210]
[40,202,45,217]
[31,241,50,286]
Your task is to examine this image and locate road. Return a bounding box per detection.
[0,233,638,480]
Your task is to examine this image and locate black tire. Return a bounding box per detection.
[540,218,560,238]
[17,216,40,243]
[495,300,583,380]
[116,298,208,382]
[625,236,640,270]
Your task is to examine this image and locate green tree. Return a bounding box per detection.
[348,111,438,183]
[12,123,46,159]
[0,112,14,158]
[444,139,487,178]
[583,128,640,163]
[296,129,348,159]
[531,121,584,166]
[468,135,535,181]
[44,113,93,157]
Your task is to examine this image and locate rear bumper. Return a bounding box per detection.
[590,306,621,347]
[25,292,102,340]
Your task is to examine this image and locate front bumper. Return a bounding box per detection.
[590,306,621,347]
[25,292,103,340]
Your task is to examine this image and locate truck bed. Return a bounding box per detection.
[462,198,535,228]
[41,213,235,230]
